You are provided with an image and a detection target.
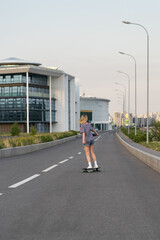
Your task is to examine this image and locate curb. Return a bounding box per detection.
[0,134,81,159]
[116,132,160,174]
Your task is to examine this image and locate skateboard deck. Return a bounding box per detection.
[82,167,101,173]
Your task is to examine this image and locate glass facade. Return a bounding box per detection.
[0,73,47,85]
[0,73,56,132]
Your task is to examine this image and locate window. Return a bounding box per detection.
[9,87,13,96]
[5,87,9,96]
[13,86,17,96]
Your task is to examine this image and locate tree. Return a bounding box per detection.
[151,121,160,141]
[10,122,20,136]
[30,125,37,135]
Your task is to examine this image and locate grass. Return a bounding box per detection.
[120,127,160,152]
[140,141,160,152]
[0,130,78,149]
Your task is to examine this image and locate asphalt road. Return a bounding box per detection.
[0,131,160,240]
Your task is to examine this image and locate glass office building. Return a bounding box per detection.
[0,58,77,133]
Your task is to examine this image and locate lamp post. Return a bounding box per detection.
[119,51,137,135]
[117,71,130,134]
[122,21,149,143]
[117,98,124,125]
[115,89,125,125]
[115,82,126,114]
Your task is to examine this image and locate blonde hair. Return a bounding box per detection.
[79,114,88,124]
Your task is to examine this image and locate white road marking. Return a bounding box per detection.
[8,174,40,189]
[42,164,58,173]
[69,156,74,159]
[95,135,101,141]
[0,193,4,196]
[78,152,81,154]
[59,159,69,164]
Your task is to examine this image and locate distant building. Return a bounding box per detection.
[0,57,79,133]
[155,112,160,122]
[113,112,122,127]
[80,96,111,130]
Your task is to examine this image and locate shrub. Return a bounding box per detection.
[120,127,152,143]
[69,130,77,136]
[8,138,17,147]
[40,135,53,143]
[151,121,160,141]
[30,125,37,136]
[10,122,20,136]
[0,140,5,149]
[21,137,34,146]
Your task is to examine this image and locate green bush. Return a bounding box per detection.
[69,130,77,135]
[30,125,37,136]
[10,122,20,136]
[4,130,78,148]
[8,138,17,147]
[0,140,5,149]
[40,135,53,143]
[121,127,152,143]
[151,121,160,141]
[21,137,34,146]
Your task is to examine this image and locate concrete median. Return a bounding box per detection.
[116,131,160,174]
[0,135,81,159]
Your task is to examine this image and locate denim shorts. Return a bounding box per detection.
[84,139,95,146]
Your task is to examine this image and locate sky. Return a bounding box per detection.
[0,0,160,115]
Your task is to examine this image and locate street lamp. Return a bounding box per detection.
[122,20,149,144]
[115,82,126,113]
[117,71,130,134]
[115,89,125,125]
[119,51,137,135]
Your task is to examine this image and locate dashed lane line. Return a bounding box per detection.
[6,154,77,191]
[8,174,40,189]
[42,164,58,173]
[59,159,69,164]
[95,135,101,141]
[0,193,4,196]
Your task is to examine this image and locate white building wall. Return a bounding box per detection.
[52,74,67,132]
[52,74,76,132]
[80,97,111,130]
[75,79,80,131]
[80,98,109,123]
[70,77,75,130]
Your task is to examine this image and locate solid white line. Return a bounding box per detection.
[8,174,40,189]
[69,156,74,159]
[42,164,58,173]
[78,152,81,154]
[59,159,69,164]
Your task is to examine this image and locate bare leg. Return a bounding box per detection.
[84,146,91,164]
[89,144,97,163]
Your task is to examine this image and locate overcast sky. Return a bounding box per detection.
[0,0,160,115]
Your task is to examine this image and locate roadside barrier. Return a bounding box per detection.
[116,132,160,174]
[0,135,81,159]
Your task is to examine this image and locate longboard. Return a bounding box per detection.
[82,167,101,173]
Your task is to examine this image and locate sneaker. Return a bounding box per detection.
[87,164,92,169]
[94,163,98,169]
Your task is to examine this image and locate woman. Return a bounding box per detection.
[79,114,98,169]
